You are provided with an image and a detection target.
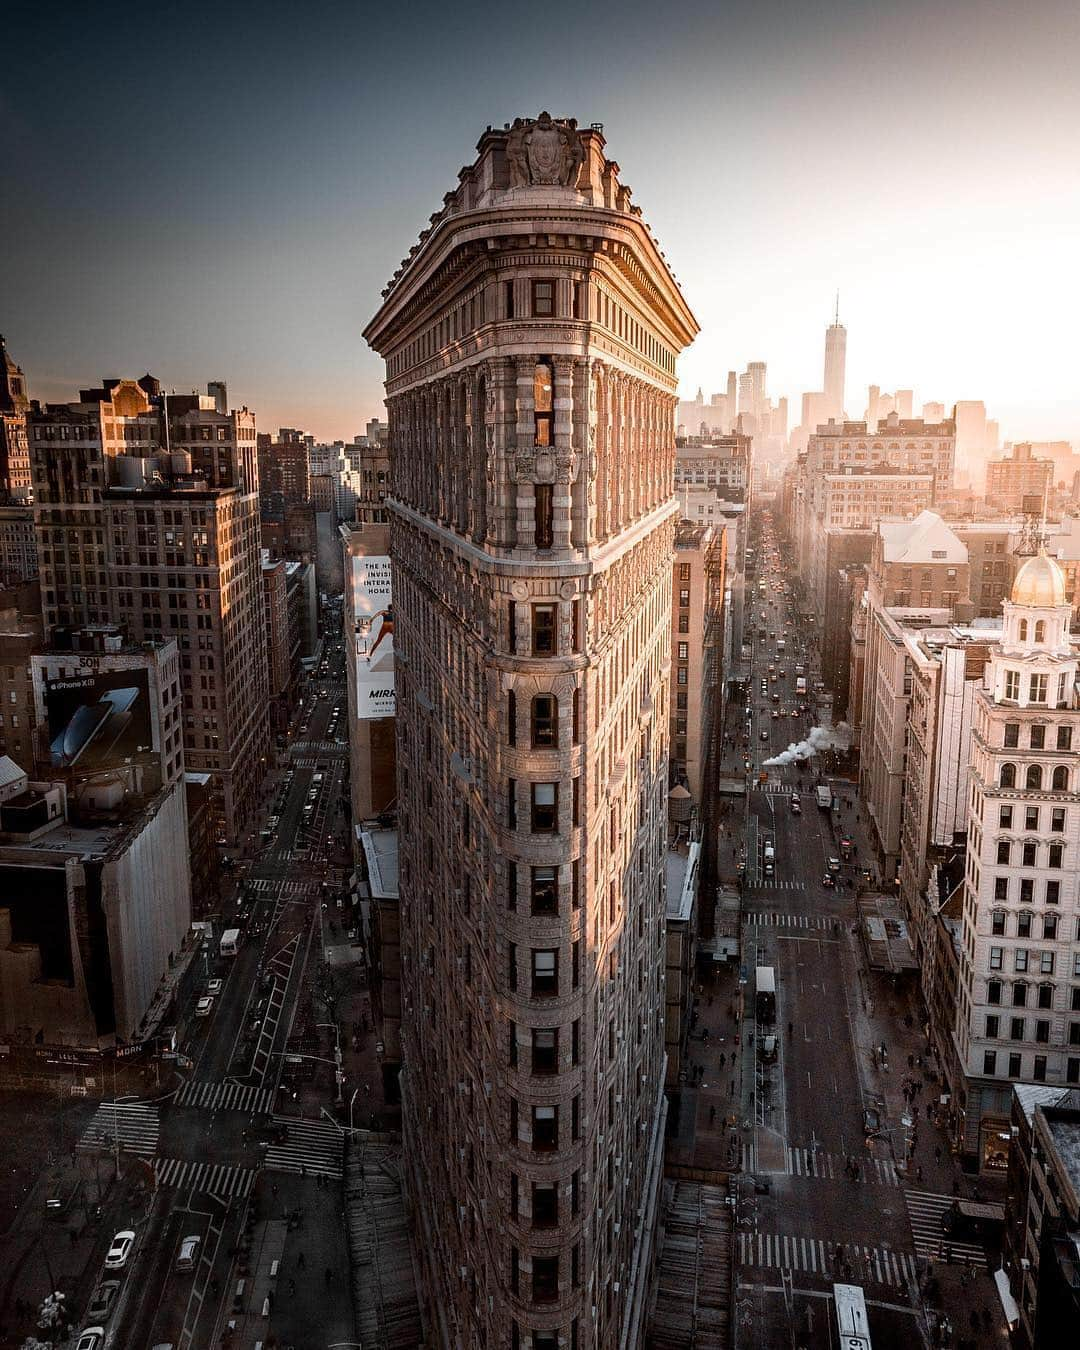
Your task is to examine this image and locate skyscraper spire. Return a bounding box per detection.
[834,290,840,326]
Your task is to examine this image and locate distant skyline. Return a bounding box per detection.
[4,0,1079,443]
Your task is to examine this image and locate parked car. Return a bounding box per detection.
[863,1104,883,1136]
[104,1229,135,1269]
[75,1330,106,1350]
[821,873,835,889]
[195,996,214,1018]
[790,797,801,814]
[86,1281,119,1323]
[206,978,223,996]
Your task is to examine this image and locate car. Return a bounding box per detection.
[822,873,835,888]
[760,728,769,741]
[206,978,223,996]
[827,856,841,873]
[771,709,779,719]
[863,1104,883,1136]
[790,797,801,814]
[195,996,214,1018]
[268,816,280,829]
[86,1280,119,1323]
[176,1234,201,1272]
[104,1229,135,1269]
[75,1330,106,1350]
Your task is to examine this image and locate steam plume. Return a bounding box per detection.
[764,722,852,767]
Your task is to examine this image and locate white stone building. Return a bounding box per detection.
[951,551,1080,1168]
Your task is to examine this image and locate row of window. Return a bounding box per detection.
[992,876,1063,905]
[985,978,1080,1008]
[982,1050,1080,1084]
[509,600,582,657]
[984,1015,1080,1046]
[1000,670,1069,705]
[507,691,580,747]
[993,839,1066,868]
[990,910,1061,939]
[1001,721,1072,750]
[507,779,579,833]
[987,947,1062,975]
[997,763,1071,791]
[997,803,1068,831]
[509,1020,580,1075]
[507,943,579,998]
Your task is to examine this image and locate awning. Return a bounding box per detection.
[994,1269,1019,1328]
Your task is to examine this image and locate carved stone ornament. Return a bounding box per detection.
[558,580,577,601]
[511,581,530,600]
[507,113,584,188]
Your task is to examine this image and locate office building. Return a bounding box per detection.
[823,312,846,421]
[0,336,32,503]
[364,114,698,1349]
[28,376,268,844]
[948,550,1080,1168]
[986,444,1054,513]
[858,512,971,879]
[342,520,396,825]
[1003,1085,1080,1347]
[0,627,190,1051]
[670,523,726,814]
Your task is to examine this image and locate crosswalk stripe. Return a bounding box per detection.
[154,1156,255,1199]
[175,1080,276,1115]
[903,1188,987,1261]
[77,1102,159,1156]
[738,1230,914,1286]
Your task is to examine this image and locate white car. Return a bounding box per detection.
[206,978,223,996]
[195,996,214,1018]
[105,1229,135,1269]
[176,1233,201,1272]
[75,1330,106,1350]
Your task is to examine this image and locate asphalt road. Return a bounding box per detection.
[732,519,926,1350]
[68,617,355,1350]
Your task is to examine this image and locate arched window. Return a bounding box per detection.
[531,694,557,748]
[1034,620,1046,643]
[1018,619,1028,641]
[999,763,1016,788]
[1026,765,1043,790]
[1052,765,1069,791]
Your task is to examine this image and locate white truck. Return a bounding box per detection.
[816,785,833,810]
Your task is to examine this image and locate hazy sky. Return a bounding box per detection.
[4,0,1079,443]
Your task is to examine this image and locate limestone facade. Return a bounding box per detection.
[365,117,698,1349]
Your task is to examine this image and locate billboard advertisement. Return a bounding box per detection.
[46,668,154,768]
[351,553,394,719]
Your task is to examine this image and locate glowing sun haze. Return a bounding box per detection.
[3,0,1077,443]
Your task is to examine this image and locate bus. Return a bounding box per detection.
[219,927,242,957]
[755,966,776,1024]
[833,1283,871,1349]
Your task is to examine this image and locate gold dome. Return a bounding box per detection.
[1011,549,1067,608]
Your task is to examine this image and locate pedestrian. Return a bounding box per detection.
[935,1146,942,1163]
[325,1265,334,1286]
[710,1106,716,1123]
[298,1250,306,1269]
[289,1279,296,1297]
[917,1166,923,1183]
[720,1052,726,1070]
